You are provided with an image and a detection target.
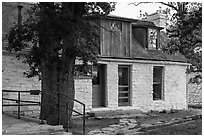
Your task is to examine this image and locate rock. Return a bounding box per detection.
[135,113,146,117]
[170,109,178,113]
[95,117,103,120]
[148,114,157,117]
[101,127,115,132]
[123,128,142,135]
[119,123,126,126]
[127,124,137,130]
[102,130,111,134]
[157,120,168,124]
[62,132,72,135]
[109,124,121,128]
[87,130,102,135]
[128,119,137,123]
[166,110,172,114]
[118,127,130,133]
[157,121,165,124]
[119,119,129,123]
[127,122,137,126]
[141,124,152,128]
[158,110,166,113]
[133,131,144,135]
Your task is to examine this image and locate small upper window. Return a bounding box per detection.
[148,28,158,50]
[110,21,122,31]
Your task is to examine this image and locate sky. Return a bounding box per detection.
[110,2,168,19]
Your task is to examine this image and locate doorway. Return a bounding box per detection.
[92,64,106,108]
[118,65,130,106]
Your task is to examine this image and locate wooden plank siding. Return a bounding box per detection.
[100,19,131,58]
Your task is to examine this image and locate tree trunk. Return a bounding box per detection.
[58,56,75,129]
[38,3,77,129]
[40,61,59,125]
[40,56,76,128]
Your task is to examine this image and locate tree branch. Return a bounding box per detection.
[129,2,153,7]
[159,2,178,11]
[130,2,179,11]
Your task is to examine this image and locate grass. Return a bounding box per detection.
[141,119,202,135]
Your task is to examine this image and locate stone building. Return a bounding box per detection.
[2,3,191,116]
[147,10,202,108]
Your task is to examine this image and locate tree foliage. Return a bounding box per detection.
[163,2,202,84]
[8,2,115,78]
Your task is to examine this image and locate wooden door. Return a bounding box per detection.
[92,65,106,108]
[118,66,130,106]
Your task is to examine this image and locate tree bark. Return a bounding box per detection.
[41,61,59,125]
[40,55,76,128]
[58,56,75,129]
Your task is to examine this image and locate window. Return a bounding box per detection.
[153,66,164,100]
[132,27,160,49]
[92,65,100,85]
[148,28,159,50]
[110,21,122,31]
[132,27,148,48]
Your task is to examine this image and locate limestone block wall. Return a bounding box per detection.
[131,63,187,111]
[152,65,187,111]
[2,52,193,115]
[2,53,41,91]
[2,52,92,115]
[2,53,41,115]
[100,60,188,112]
[74,79,92,114]
[106,63,118,108]
[187,73,202,106]
[131,64,153,111]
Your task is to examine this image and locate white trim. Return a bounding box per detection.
[98,58,190,66]
[90,106,141,112]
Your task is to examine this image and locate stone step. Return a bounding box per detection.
[87,109,143,118]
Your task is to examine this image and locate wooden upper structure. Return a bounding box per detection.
[91,15,187,63]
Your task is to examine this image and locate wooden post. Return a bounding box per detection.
[17,4,23,28]
[83,105,85,134]
[17,91,21,119]
[57,92,60,125]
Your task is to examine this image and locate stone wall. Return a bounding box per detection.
[131,63,153,111]
[101,59,188,112]
[3,52,200,115]
[153,65,187,110]
[2,52,41,116]
[2,52,92,115]
[106,63,118,108]
[131,63,187,111]
[74,79,92,113]
[2,52,41,91]
[187,73,202,106]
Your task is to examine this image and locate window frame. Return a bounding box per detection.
[118,65,131,106]
[153,66,164,100]
[148,28,160,50]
